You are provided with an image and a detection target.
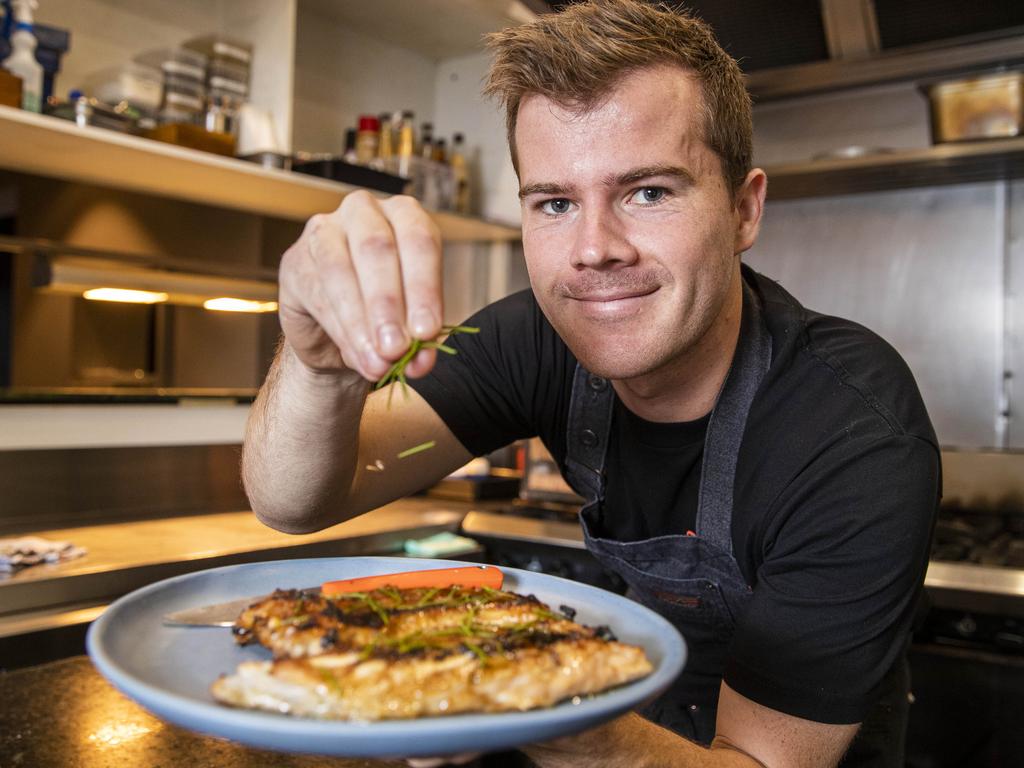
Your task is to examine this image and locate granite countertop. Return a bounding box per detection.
[0,657,531,768]
[0,657,408,768]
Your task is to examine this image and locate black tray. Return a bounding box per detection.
[424,473,522,502]
[292,159,408,195]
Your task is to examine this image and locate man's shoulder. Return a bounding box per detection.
[749,268,937,447]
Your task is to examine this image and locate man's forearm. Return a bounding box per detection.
[523,714,765,768]
[242,342,370,533]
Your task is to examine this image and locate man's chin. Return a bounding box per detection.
[568,349,655,382]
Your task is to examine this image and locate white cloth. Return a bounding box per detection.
[0,536,87,573]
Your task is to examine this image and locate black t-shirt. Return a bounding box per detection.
[410,266,940,724]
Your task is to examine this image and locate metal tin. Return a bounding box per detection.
[928,71,1023,142]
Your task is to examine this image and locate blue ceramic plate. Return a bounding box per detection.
[87,557,685,759]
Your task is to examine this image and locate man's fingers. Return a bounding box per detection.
[403,346,437,379]
[306,215,391,380]
[383,195,444,342]
[278,232,352,373]
[339,191,410,361]
[278,191,445,381]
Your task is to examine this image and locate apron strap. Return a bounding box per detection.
[564,272,772,554]
[696,279,772,553]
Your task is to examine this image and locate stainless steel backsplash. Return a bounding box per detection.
[0,444,248,535]
[748,179,1022,450]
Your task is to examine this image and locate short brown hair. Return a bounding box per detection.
[484,0,752,193]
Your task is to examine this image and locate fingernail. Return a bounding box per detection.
[377,323,406,355]
[361,342,383,376]
[410,308,438,339]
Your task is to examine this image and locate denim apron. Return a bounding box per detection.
[561,279,770,745]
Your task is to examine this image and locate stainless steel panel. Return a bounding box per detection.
[746,33,1024,101]
[753,81,930,167]
[941,450,1024,510]
[749,183,1004,448]
[0,444,249,534]
[925,561,1024,618]
[1009,180,1024,449]
[763,138,1024,199]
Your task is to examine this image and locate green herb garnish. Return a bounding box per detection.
[374,325,480,406]
[397,440,436,459]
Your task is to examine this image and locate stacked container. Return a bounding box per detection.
[135,47,208,126]
[183,35,252,136]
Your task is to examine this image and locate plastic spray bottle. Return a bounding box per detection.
[2,0,42,112]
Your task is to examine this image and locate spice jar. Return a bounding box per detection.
[355,115,380,165]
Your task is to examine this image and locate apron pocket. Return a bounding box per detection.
[619,570,738,641]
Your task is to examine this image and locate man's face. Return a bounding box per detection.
[516,65,759,383]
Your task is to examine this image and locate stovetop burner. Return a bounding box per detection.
[932,507,1024,568]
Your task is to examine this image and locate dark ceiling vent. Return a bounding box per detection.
[672,0,830,72]
[540,1,830,72]
[873,0,1024,50]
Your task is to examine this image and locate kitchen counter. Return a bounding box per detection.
[0,657,532,768]
[1,498,488,643]
[0,657,410,768]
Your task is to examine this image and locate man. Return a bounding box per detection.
[244,1,940,766]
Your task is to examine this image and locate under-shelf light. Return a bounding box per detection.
[34,255,278,309]
[83,287,170,304]
[203,298,279,313]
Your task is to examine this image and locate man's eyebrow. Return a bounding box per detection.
[518,165,695,200]
[611,164,696,187]
[518,181,574,200]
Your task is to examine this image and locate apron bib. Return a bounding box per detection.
[554,273,907,765]
[562,278,769,745]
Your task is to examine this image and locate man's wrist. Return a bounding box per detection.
[279,340,368,396]
[524,714,677,768]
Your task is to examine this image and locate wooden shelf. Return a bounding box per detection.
[764,137,1024,200]
[0,106,521,243]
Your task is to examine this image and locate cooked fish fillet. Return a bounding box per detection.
[233,586,562,658]
[212,618,653,720]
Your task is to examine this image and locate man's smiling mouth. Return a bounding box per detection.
[570,286,658,302]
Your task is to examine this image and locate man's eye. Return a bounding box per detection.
[540,199,572,215]
[630,187,666,205]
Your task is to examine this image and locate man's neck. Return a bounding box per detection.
[611,274,744,424]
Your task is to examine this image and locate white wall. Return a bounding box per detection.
[291,3,438,155]
[38,0,295,150]
[433,50,522,226]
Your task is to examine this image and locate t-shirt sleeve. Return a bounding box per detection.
[724,432,939,724]
[408,290,575,458]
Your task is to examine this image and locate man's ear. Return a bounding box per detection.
[733,169,767,254]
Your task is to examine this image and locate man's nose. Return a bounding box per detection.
[570,206,637,269]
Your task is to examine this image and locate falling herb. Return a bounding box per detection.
[397,440,436,459]
[374,325,480,406]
